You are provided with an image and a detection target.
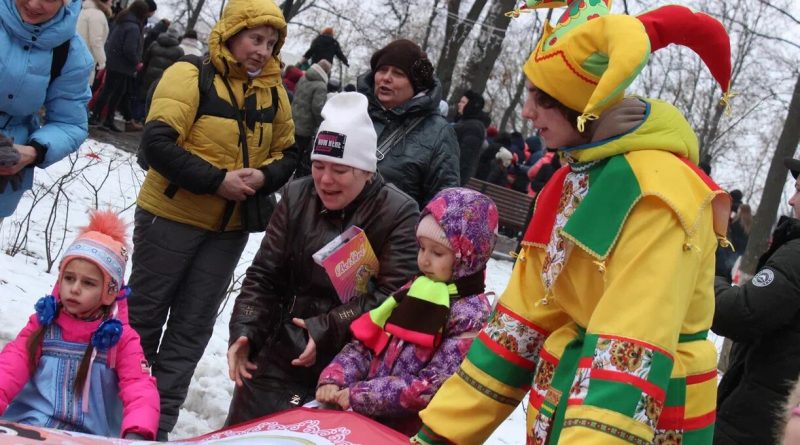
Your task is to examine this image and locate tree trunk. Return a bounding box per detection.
[500,71,527,131]
[435,0,490,99]
[279,0,310,22]
[422,0,442,53]
[450,0,518,103]
[186,0,206,33]
[282,0,294,21]
[739,73,800,276]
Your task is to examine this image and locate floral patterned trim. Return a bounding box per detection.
[563,418,650,445]
[456,368,521,406]
[483,305,548,365]
[541,171,589,295]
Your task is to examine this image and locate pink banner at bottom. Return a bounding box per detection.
[0,408,409,444]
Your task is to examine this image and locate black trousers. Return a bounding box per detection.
[293,134,314,178]
[128,207,248,434]
[92,70,131,124]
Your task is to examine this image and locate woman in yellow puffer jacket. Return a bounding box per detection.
[127,0,297,439]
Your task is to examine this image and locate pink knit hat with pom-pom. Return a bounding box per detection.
[59,211,129,302]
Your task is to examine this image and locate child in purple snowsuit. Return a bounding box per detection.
[316,187,498,436]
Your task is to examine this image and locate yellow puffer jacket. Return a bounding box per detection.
[137,0,296,231]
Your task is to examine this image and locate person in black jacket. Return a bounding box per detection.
[143,17,169,53]
[89,0,149,132]
[301,27,348,67]
[475,132,509,181]
[139,27,184,104]
[712,157,800,445]
[356,39,460,209]
[454,90,486,185]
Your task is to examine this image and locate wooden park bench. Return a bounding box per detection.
[465,177,535,241]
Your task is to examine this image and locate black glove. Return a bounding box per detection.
[0,173,22,193]
[0,134,19,167]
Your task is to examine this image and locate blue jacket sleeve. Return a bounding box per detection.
[28,36,93,168]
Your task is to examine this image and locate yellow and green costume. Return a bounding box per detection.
[413,2,734,443]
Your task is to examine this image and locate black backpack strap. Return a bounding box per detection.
[49,39,71,86]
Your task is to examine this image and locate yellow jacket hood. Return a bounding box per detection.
[208,0,286,84]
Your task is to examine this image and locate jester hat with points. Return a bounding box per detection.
[515,0,732,132]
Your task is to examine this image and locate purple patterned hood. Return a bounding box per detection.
[418,187,499,279]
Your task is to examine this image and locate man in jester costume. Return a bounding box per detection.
[412,1,733,444]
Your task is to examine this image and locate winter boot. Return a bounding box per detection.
[125,120,144,132]
[101,120,122,133]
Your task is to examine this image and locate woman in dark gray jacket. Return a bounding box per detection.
[357,39,460,209]
[226,93,419,425]
[139,28,184,100]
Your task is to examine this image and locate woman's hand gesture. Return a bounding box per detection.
[227,336,257,387]
[291,318,317,367]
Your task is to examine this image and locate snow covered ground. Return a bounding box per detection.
[0,140,526,443]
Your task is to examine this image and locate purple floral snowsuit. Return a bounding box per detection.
[318,291,491,436]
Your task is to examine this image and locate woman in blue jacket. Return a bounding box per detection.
[0,0,93,218]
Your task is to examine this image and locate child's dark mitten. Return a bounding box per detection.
[0,134,20,167]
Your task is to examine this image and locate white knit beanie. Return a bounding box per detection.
[311,92,377,173]
[496,147,513,167]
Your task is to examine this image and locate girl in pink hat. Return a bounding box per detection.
[0,211,159,440]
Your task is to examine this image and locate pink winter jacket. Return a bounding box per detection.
[0,300,159,439]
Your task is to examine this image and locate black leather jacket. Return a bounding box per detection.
[229,174,419,391]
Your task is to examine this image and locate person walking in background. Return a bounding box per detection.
[292,60,331,178]
[89,0,149,132]
[178,29,203,57]
[226,93,419,424]
[414,3,733,443]
[0,0,93,219]
[128,0,297,438]
[0,211,159,441]
[326,78,341,99]
[301,27,348,68]
[729,203,752,258]
[77,0,112,85]
[316,187,496,435]
[716,189,747,279]
[711,158,800,445]
[357,39,460,209]
[282,64,304,99]
[138,26,184,107]
[527,147,560,199]
[454,90,486,185]
[485,146,513,188]
[142,16,168,53]
[475,131,509,182]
